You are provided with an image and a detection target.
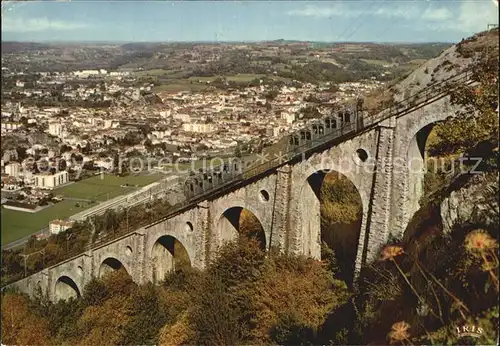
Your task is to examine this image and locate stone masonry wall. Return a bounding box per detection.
[363,117,396,263]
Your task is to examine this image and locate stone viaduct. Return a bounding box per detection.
[7,70,472,301]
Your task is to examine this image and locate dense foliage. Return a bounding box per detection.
[320,172,362,285]
[1,197,173,287]
[428,51,498,157]
[2,33,498,346]
[338,42,499,345]
[2,239,348,345]
[423,50,498,198]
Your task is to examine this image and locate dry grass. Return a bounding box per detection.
[363,86,395,114]
[458,28,499,58]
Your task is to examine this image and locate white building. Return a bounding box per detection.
[173,113,190,122]
[109,71,129,77]
[103,119,119,129]
[281,112,296,124]
[182,122,217,133]
[34,171,69,189]
[22,171,34,185]
[2,149,18,163]
[1,122,22,131]
[273,127,286,137]
[49,219,74,235]
[48,123,65,137]
[95,158,114,171]
[150,130,172,139]
[5,162,21,178]
[159,110,171,118]
[1,176,20,190]
[49,150,60,159]
[73,70,100,78]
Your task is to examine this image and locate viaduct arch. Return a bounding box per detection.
[6,78,475,302]
[390,96,461,234]
[150,235,191,283]
[54,275,81,301]
[216,206,266,250]
[98,257,130,278]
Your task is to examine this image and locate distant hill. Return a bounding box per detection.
[1,42,53,53]
[359,28,498,114]
[0,39,468,87]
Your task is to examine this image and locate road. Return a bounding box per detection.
[1,176,182,251]
[1,228,48,251]
[61,197,93,203]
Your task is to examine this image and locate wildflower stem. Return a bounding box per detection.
[404,337,414,346]
[415,261,470,317]
[391,259,422,301]
[415,261,444,323]
[488,270,499,292]
[391,259,441,321]
[481,252,499,292]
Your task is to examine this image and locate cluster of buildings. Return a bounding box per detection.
[0,63,386,238]
[2,71,385,157]
[48,219,74,234]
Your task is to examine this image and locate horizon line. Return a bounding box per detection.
[1,39,455,45]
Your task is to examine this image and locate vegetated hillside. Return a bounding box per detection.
[392,28,499,101]
[362,28,498,114]
[1,42,53,53]
[2,40,450,83]
[338,29,499,345]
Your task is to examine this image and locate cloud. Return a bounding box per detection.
[454,1,498,32]
[371,5,419,20]
[287,3,421,19]
[288,1,498,35]
[416,2,498,33]
[287,4,355,18]
[1,17,88,32]
[422,6,453,21]
[1,1,30,13]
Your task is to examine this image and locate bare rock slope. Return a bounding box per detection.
[392,29,499,102]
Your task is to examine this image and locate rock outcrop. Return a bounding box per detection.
[440,173,499,233]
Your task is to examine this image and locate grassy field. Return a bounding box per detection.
[1,200,93,244]
[361,59,392,66]
[188,73,265,83]
[227,74,264,82]
[188,74,291,83]
[1,174,163,245]
[151,71,293,93]
[134,68,179,77]
[154,82,209,93]
[54,173,163,201]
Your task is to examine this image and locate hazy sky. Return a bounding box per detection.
[1,0,498,43]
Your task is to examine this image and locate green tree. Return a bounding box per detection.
[429,52,498,156]
[234,143,242,158]
[189,273,243,345]
[121,284,167,345]
[265,89,279,100]
[144,139,153,151]
[1,293,52,345]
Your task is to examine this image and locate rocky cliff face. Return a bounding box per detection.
[392,29,499,102]
[393,29,499,236]
[440,173,499,233]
